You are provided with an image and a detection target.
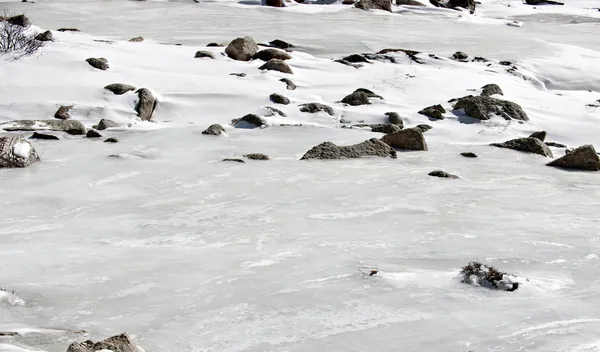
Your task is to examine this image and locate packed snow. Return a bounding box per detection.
[0,0,599,351]
[11,142,31,159]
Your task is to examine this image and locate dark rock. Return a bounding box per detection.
[54,105,73,120]
[67,333,142,352]
[547,145,600,171]
[233,114,266,128]
[128,36,144,42]
[355,0,392,12]
[259,59,293,74]
[230,73,246,77]
[546,142,566,148]
[57,28,80,32]
[30,132,59,140]
[428,170,459,178]
[499,60,512,66]
[299,103,334,116]
[370,123,402,134]
[429,0,445,7]
[529,131,547,142]
[301,138,396,160]
[8,14,30,27]
[135,88,157,121]
[460,261,519,291]
[481,83,503,97]
[418,104,446,120]
[416,124,432,132]
[104,83,136,95]
[353,88,383,99]
[526,0,563,4]
[269,93,290,105]
[396,0,425,5]
[264,106,286,117]
[380,127,428,151]
[194,50,215,59]
[0,137,40,168]
[0,332,18,336]
[104,137,119,143]
[461,152,478,158]
[341,54,369,63]
[341,91,371,106]
[222,158,245,163]
[453,95,528,121]
[244,153,270,160]
[266,0,283,7]
[452,51,469,61]
[202,124,226,135]
[97,119,119,130]
[491,137,553,157]
[34,30,53,42]
[254,48,291,61]
[225,36,259,61]
[335,59,363,69]
[269,39,294,49]
[1,120,86,135]
[280,78,296,90]
[206,42,223,47]
[86,129,102,138]
[385,112,403,128]
[86,58,109,71]
[447,0,476,13]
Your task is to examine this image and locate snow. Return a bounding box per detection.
[0,0,599,352]
[11,142,31,159]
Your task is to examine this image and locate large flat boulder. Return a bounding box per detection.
[0,137,40,168]
[0,120,86,135]
[301,138,396,160]
[547,145,600,171]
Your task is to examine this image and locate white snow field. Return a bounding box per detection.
[1,0,600,351]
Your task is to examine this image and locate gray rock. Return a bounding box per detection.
[105,83,136,95]
[301,138,397,160]
[0,332,18,336]
[428,170,460,178]
[194,50,215,59]
[270,93,290,105]
[353,88,383,99]
[254,48,291,61]
[97,119,119,130]
[461,152,478,158]
[30,132,59,140]
[460,261,519,292]
[0,137,39,168]
[416,124,432,132]
[225,36,259,61]
[370,123,402,134]
[1,119,86,135]
[529,131,547,142]
[452,51,469,61]
[128,36,144,42]
[546,141,566,148]
[481,83,503,97]
[380,127,428,151]
[104,137,119,143]
[385,112,404,128]
[547,145,600,171]
[244,153,270,160]
[396,0,425,5]
[202,124,225,135]
[86,58,109,70]
[280,78,296,90]
[67,333,142,352]
[453,95,529,121]
[264,106,286,117]
[491,137,553,157]
[259,59,293,74]
[418,104,446,120]
[269,39,294,49]
[86,129,102,138]
[355,0,392,12]
[7,14,30,27]
[299,103,334,116]
[222,158,245,163]
[35,30,53,42]
[54,105,73,120]
[232,114,266,128]
[341,91,370,106]
[135,88,157,121]
[447,0,476,13]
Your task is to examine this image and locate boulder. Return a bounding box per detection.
[396,0,425,5]
[380,127,428,151]
[453,95,528,121]
[299,103,334,116]
[341,91,370,106]
[385,112,403,128]
[128,36,144,42]
[97,119,119,130]
[135,88,157,121]
[547,145,600,171]
[104,137,119,143]
[30,132,59,140]
[461,152,478,158]
[258,59,293,74]
[355,0,392,12]
[460,261,519,291]
[301,138,397,160]
[244,153,270,160]
[54,105,73,120]
[491,137,553,157]
[232,114,266,128]
[0,137,39,168]
[269,93,290,105]
[8,14,30,27]
[280,78,296,90]
[254,48,291,61]
[34,30,53,42]
[452,51,469,61]
[86,129,102,138]
[0,120,86,135]
[416,124,432,132]
[194,50,215,59]
[428,170,459,178]
[268,39,294,49]
[86,58,109,70]
[418,104,446,120]
[67,333,142,352]
[446,0,476,13]
[529,131,547,141]
[104,83,136,95]
[202,124,225,135]
[481,83,503,97]
[225,36,259,61]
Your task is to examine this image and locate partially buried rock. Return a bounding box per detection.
[447,0,476,13]
[35,30,53,42]
[206,42,223,47]
[269,39,294,49]
[380,127,428,151]
[264,106,286,117]
[461,152,478,158]
[396,0,425,4]
[104,83,136,95]
[529,131,547,142]
[232,114,266,128]
[222,158,245,163]
[280,78,296,90]
[354,88,383,99]
[546,141,566,148]
[0,137,39,168]
[341,54,369,63]
[370,123,402,134]
[428,170,459,178]
[202,124,225,135]
[57,28,80,32]
[355,0,392,12]
[460,261,519,291]
[30,132,59,140]
[299,103,334,116]
[254,48,291,61]
[270,93,290,105]
[547,145,600,171]
[128,36,144,42]
[526,0,564,4]
[301,138,397,160]
[341,91,370,106]
[86,129,102,138]
[491,137,553,157]
[225,36,259,62]
[135,88,157,121]
[452,51,469,61]
[259,59,293,74]
[194,50,215,59]
[86,58,109,71]
[54,105,73,120]
[67,333,143,352]
[416,124,432,132]
[481,83,503,97]
[418,104,446,120]
[244,153,270,160]
[8,14,30,27]
[104,137,119,143]
[0,332,18,336]
[0,120,86,135]
[97,119,119,130]
[385,112,403,128]
[453,95,528,121]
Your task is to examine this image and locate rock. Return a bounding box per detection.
[57,28,80,32]
[428,170,459,178]
[206,42,224,47]
[385,112,403,128]
[244,153,270,160]
[264,106,286,117]
[254,48,291,61]
[104,137,119,143]
[453,95,528,121]
[353,88,383,99]
[370,123,402,134]
[0,332,18,336]
[341,91,370,106]
[35,30,53,42]
[452,51,469,61]
[301,138,396,160]
[546,142,566,148]
[230,73,246,77]
[233,114,266,128]
[104,83,136,95]
[128,36,144,42]
[491,137,553,157]
[269,93,290,105]
[380,127,428,151]
[97,119,119,130]
[194,50,215,59]
[222,158,245,163]
[202,124,225,135]
[1,120,86,135]
[355,0,392,12]
[299,103,334,116]
[0,137,39,168]
[526,0,563,4]
[460,261,519,292]
[396,0,425,5]
[225,36,259,61]
[86,58,109,71]
[30,132,59,140]
[258,59,293,74]
[547,145,600,171]
[86,129,102,138]
[280,78,296,90]
[418,104,446,120]
[335,59,363,69]
[269,39,294,49]
[135,88,157,121]
[8,14,30,27]
[54,105,73,120]
[341,54,369,63]
[67,333,142,352]
[266,0,283,7]
[416,124,432,132]
[529,131,547,142]
[447,0,476,13]
[481,83,503,97]
[461,152,478,158]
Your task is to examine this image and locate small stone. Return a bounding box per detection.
[97,119,119,130]
[460,261,519,291]
[35,30,53,42]
[1,119,86,135]
[529,131,547,142]
[452,51,469,61]
[57,28,80,32]
[202,124,225,135]
[128,36,144,42]
[254,48,291,61]
[86,58,109,70]
[428,170,460,178]
[385,112,403,127]
[207,42,224,47]
[341,91,371,106]
[354,0,392,12]
[280,78,296,90]
[54,105,73,120]
[453,95,528,121]
[269,39,294,49]
[418,104,446,120]
[243,153,270,160]
[270,93,290,105]
[86,129,102,138]
[481,83,503,97]
[29,132,59,140]
[259,59,293,74]
[222,158,245,163]
[461,152,478,158]
[230,73,246,77]
[299,103,334,116]
[104,83,136,95]
[416,124,432,132]
[233,114,266,128]
[195,50,215,59]
[104,137,119,143]
[370,123,402,134]
[341,54,369,63]
[264,106,286,117]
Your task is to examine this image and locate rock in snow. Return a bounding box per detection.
[385,112,404,128]
[529,131,547,142]
[355,0,392,12]
[104,84,136,95]
[202,124,226,135]
[491,137,553,157]
[97,119,120,130]
[244,153,270,160]
[301,138,397,160]
[225,36,259,61]
[269,93,290,105]
[232,114,266,128]
[0,120,86,135]
[135,88,157,121]
[480,83,503,97]
[258,59,293,74]
[86,58,109,70]
[54,105,73,120]
[547,145,600,171]
[254,49,292,61]
[299,103,334,116]
[380,127,428,151]
[428,170,460,178]
[0,137,39,168]
[453,95,528,121]
[67,333,143,352]
[460,262,519,291]
[35,30,54,42]
[418,104,446,120]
